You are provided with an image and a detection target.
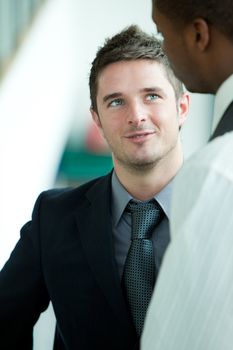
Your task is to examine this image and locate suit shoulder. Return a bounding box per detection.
[33,173,112,214]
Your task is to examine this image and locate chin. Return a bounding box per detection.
[184,84,204,93]
[184,80,214,94]
[129,158,159,170]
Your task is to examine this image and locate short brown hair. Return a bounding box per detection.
[89,25,184,112]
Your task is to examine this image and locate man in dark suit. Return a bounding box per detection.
[0,25,189,349]
[142,2,233,349]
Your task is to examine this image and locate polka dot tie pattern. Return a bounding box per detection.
[123,199,164,336]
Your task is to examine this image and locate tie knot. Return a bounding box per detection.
[126,199,164,239]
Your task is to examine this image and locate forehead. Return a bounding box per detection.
[152,6,168,31]
[151,0,157,23]
[97,59,172,92]
[152,4,184,34]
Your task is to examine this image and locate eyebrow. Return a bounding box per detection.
[103,92,122,104]
[142,87,165,94]
[102,87,166,104]
[141,86,168,98]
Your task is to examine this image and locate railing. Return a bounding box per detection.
[0,0,46,78]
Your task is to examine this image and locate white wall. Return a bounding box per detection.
[182,93,214,158]
[0,0,214,349]
[0,0,82,268]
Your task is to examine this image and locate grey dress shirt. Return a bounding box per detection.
[111,171,172,279]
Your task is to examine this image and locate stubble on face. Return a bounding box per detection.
[98,107,181,176]
[109,127,180,175]
[115,152,163,173]
[95,59,183,176]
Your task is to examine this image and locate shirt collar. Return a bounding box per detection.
[212,73,233,134]
[111,170,174,227]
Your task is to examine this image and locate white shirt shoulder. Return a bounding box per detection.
[171,131,233,238]
[142,132,233,350]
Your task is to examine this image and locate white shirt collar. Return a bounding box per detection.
[212,73,233,134]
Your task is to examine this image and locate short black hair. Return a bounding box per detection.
[153,0,233,41]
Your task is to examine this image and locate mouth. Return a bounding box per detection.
[124,130,156,143]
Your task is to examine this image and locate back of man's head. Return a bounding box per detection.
[153,0,233,41]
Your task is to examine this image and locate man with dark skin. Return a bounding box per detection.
[142,1,233,349]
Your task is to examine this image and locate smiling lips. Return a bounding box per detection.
[124,130,156,143]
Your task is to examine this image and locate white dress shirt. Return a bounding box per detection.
[142,74,233,350]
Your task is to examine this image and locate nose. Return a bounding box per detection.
[126,102,147,126]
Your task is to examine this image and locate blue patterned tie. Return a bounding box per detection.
[123,199,164,336]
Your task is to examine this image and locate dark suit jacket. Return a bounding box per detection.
[0,172,138,350]
[210,101,233,140]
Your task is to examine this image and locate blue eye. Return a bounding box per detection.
[109,98,124,107]
[146,94,159,101]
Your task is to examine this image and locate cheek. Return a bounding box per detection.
[152,105,179,129]
[162,38,172,57]
[150,105,167,123]
[101,121,119,140]
[162,39,181,68]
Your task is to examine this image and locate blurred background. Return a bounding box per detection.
[0,0,214,348]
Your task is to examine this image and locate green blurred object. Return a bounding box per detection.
[57,146,113,184]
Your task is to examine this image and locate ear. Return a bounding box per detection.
[177,92,190,127]
[90,108,106,140]
[90,108,102,128]
[187,18,211,51]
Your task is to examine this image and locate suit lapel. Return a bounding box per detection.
[74,173,131,328]
[210,101,233,140]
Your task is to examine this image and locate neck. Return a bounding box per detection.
[113,141,183,201]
